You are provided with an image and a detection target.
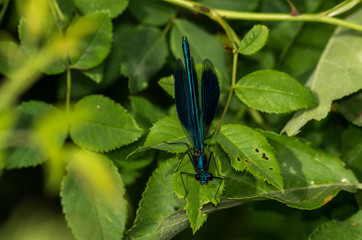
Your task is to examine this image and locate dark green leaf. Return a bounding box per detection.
[282,9,362,136]
[125,157,184,240]
[217,124,283,191]
[107,138,154,170]
[129,0,176,26]
[67,11,113,69]
[0,201,74,240]
[19,18,67,74]
[337,91,362,126]
[170,19,229,78]
[5,101,67,169]
[82,64,103,83]
[0,41,28,78]
[341,125,362,181]
[235,70,317,113]
[239,25,269,55]
[70,95,143,152]
[61,151,127,240]
[310,210,362,240]
[129,96,167,129]
[120,25,168,93]
[73,0,128,18]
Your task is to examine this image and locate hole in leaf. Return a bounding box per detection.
[255,148,260,153]
[262,153,269,160]
[244,159,249,164]
[269,167,273,170]
[173,206,180,211]
[237,157,241,162]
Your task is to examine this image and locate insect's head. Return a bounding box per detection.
[196,172,213,185]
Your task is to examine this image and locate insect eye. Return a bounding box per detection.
[195,174,200,180]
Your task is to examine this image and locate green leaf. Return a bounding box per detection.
[337,91,362,126]
[172,152,224,233]
[67,11,113,69]
[129,96,167,129]
[70,95,143,152]
[19,18,68,74]
[170,19,228,78]
[235,70,317,113]
[61,150,127,240]
[125,157,185,240]
[198,0,259,11]
[321,0,361,17]
[129,0,176,26]
[120,25,168,93]
[341,125,362,181]
[107,138,154,170]
[73,0,128,18]
[143,115,187,153]
[81,64,104,84]
[310,210,362,240]
[158,75,174,97]
[0,41,28,78]
[222,131,358,209]
[101,23,135,89]
[282,9,362,136]
[216,124,283,191]
[5,101,67,169]
[239,25,269,55]
[279,22,334,83]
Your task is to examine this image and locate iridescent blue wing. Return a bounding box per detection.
[174,58,198,147]
[174,58,189,129]
[201,59,220,137]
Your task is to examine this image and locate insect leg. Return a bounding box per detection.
[213,176,224,204]
[163,141,192,152]
[209,152,224,204]
[180,172,196,199]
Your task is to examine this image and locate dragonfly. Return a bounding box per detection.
[172,36,223,203]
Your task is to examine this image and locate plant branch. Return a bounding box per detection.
[164,0,362,32]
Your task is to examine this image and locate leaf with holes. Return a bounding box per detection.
[216,124,283,191]
[220,131,358,209]
[70,95,142,152]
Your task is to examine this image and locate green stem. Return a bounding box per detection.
[164,0,362,32]
[214,52,238,133]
